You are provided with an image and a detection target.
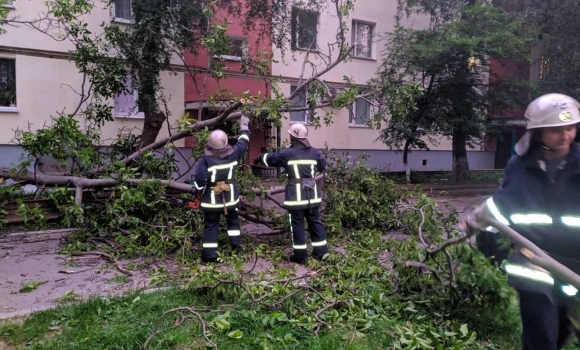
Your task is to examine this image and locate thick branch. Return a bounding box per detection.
[95,102,243,173]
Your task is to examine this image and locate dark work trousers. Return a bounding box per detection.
[288,206,328,259]
[518,290,574,350]
[202,209,241,259]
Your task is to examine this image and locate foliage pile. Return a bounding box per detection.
[0,197,521,349]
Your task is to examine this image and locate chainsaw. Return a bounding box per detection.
[184,177,202,210]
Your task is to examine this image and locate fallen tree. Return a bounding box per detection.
[0,0,365,238]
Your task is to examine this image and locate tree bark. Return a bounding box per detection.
[450,128,470,182]
[139,111,167,148]
[403,139,411,184]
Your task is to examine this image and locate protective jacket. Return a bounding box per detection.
[193,130,250,212]
[487,142,580,301]
[260,145,326,210]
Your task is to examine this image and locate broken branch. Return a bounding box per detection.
[70,251,132,276]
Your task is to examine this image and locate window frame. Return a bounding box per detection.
[0,57,17,112]
[113,74,144,119]
[3,0,15,9]
[214,36,248,62]
[349,98,372,127]
[113,0,132,24]
[291,7,319,52]
[289,84,311,124]
[352,20,375,59]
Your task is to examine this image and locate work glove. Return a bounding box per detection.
[459,202,494,236]
[239,115,250,131]
[253,154,264,165]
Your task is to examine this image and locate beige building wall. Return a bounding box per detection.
[0,0,185,147]
[272,0,477,154]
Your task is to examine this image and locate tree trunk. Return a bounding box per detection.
[450,128,470,182]
[403,139,411,184]
[139,110,166,147]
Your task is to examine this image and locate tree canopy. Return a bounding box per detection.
[374,0,533,181]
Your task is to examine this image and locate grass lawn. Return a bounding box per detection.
[3,286,580,350]
[0,288,406,350]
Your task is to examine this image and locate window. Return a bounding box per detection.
[352,21,374,58]
[114,0,131,22]
[540,55,550,81]
[215,36,248,61]
[114,74,143,118]
[289,85,309,122]
[349,98,371,126]
[292,8,318,51]
[0,58,16,110]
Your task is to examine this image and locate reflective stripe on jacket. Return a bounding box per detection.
[262,145,326,210]
[193,131,250,212]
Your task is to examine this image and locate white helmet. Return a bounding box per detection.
[515,93,580,156]
[207,129,228,150]
[288,123,308,139]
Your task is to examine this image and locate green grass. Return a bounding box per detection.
[0,288,403,350]
[1,284,580,350]
[0,287,528,350]
[0,286,576,350]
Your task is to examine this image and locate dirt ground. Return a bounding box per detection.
[0,195,485,320]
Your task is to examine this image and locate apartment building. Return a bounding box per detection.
[0,0,185,172]
[182,1,273,171]
[273,0,496,172]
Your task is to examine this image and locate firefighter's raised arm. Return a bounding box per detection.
[234,115,251,157]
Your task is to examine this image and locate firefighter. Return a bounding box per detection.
[192,115,250,264]
[253,123,329,264]
[463,93,580,350]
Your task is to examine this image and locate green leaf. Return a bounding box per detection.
[227,329,243,339]
[19,280,48,293]
[214,318,231,331]
[459,323,469,337]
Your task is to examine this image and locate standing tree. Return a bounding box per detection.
[511,0,580,100]
[375,0,532,182]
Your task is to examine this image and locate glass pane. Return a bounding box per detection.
[297,10,317,49]
[115,0,131,20]
[290,85,307,122]
[0,59,16,107]
[229,38,246,57]
[355,22,372,58]
[355,99,370,125]
[114,75,136,115]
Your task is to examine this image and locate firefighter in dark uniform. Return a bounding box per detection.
[464,93,580,350]
[192,115,250,263]
[254,123,329,264]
